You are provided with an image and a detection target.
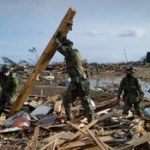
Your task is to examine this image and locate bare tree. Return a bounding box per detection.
[28,47,38,64]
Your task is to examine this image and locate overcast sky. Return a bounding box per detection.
[0,0,150,64]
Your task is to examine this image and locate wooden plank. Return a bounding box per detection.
[132,120,145,140]
[0,115,6,121]
[52,139,58,150]
[118,118,138,125]
[76,120,97,137]
[31,126,39,150]
[42,132,64,143]
[0,147,20,150]
[24,126,39,150]
[39,139,57,150]
[86,127,108,150]
[57,120,97,146]
[60,132,77,140]
[67,121,89,136]
[96,135,115,150]
[54,100,62,113]
[66,121,114,150]
[29,94,46,98]
[43,94,61,104]
[10,8,76,113]
[84,146,105,150]
[61,140,94,149]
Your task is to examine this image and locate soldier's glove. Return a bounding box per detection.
[117,95,123,106]
[55,31,67,42]
[55,31,64,48]
[56,31,62,40]
[54,38,61,48]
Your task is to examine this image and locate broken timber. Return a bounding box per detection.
[10,8,76,113]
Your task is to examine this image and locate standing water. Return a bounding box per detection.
[90,78,150,98]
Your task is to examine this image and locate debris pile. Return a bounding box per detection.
[0,90,150,150]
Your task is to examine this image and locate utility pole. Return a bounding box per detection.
[124,48,128,65]
[10,8,76,113]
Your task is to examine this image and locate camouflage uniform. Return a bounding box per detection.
[0,72,18,106]
[55,39,94,122]
[118,76,143,116]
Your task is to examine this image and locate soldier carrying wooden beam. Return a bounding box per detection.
[54,32,95,123]
[10,8,76,114]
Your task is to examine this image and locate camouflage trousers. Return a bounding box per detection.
[63,78,94,122]
[123,98,142,116]
[0,92,17,105]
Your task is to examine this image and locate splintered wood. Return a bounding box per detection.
[0,95,150,150]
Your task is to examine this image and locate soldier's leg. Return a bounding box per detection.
[134,102,142,116]
[122,100,132,115]
[80,94,95,122]
[79,80,94,122]
[63,89,77,121]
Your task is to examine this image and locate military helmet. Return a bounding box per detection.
[62,39,73,46]
[2,64,11,73]
[125,66,134,73]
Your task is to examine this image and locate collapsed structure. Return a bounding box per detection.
[0,8,150,150]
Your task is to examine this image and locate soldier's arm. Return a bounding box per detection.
[10,73,18,96]
[137,79,144,96]
[74,50,83,66]
[55,38,67,56]
[117,78,125,97]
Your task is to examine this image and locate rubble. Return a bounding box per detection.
[0,88,150,150]
[1,55,150,150]
[1,58,150,150]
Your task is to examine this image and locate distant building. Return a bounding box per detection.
[146,52,150,62]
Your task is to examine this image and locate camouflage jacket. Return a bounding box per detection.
[0,72,18,97]
[56,42,87,80]
[118,76,143,102]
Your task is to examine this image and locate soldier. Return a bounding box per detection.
[55,37,95,123]
[117,66,144,116]
[0,65,18,110]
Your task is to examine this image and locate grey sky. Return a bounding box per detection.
[0,0,150,64]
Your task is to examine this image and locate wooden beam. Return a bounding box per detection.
[67,121,114,150]
[57,120,97,146]
[31,126,39,150]
[10,8,76,113]
[61,140,94,149]
[39,139,57,150]
[67,121,89,136]
[86,127,108,150]
[24,126,39,150]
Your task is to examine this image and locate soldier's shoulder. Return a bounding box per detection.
[74,48,79,52]
[132,76,138,80]
[11,72,18,78]
[121,77,126,81]
[73,49,81,56]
